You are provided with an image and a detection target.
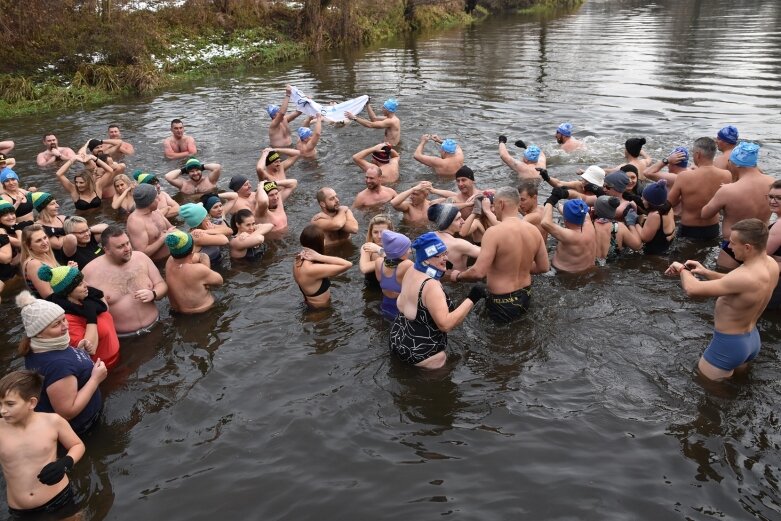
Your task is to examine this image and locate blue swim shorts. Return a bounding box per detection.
[702,327,761,371]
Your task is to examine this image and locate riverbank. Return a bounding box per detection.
[0,0,582,118]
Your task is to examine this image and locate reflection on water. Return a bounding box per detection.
[1,0,781,519]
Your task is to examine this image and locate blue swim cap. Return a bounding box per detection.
[383,98,398,112]
[563,199,589,226]
[441,139,457,154]
[524,145,541,162]
[717,125,739,145]
[671,146,689,167]
[298,127,313,140]
[730,141,760,167]
[556,122,573,137]
[0,167,18,183]
[267,104,280,119]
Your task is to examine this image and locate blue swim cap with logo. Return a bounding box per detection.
[441,139,457,154]
[730,142,759,167]
[717,125,739,145]
[298,127,313,140]
[267,104,280,119]
[383,99,398,112]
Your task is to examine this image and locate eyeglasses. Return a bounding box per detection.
[767,195,781,202]
[72,228,91,235]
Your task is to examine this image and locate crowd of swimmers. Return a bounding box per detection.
[0,83,778,517]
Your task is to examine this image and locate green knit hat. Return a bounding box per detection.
[0,200,14,215]
[31,192,54,212]
[184,157,202,171]
[132,169,159,185]
[165,230,193,259]
[38,264,83,295]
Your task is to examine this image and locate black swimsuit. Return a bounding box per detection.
[7,193,33,217]
[74,195,102,210]
[301,277,331,297]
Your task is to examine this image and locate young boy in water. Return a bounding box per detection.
[0,370,85,518]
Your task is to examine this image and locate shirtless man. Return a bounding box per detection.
[668,137,732,241]
[499,137,546,180]
[295,114,322,159]
[542,195,595,273]
[427,203,480,271]
[518,180,546,242]
[222,175,257,216]
[391,181,435,223]
[352,142,400,183]
[82,225,167,335]
[106,124,135,160]
[127,184,175,261]
[666,218,778,381]
[554,122,585,153]
[164,158,222,195]
[164,230,223,314]
[451,186,549,323]
[163,119,197,160]
[0,371,85,519]
[36,134,76,167]
[414,134,464,176]
[429,166,483,218]
[256,179,297,234]
[256,147,300,181]
[353,166,397,209]
[643,146,690,187]
[714,125,739,171]
[268,85,302,148]
[701,142,773,270]
[311,187,359,245]
[345,98,401,146]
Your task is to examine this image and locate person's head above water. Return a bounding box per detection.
[556,122,573,137]
[427,203,459,231]
[717,125,739,145]
[729,142,760,168]
[523,145,541,162]
[383,99,398,113]
[441,139,457,155]
[625,137,646,158]
[563,199,589,226]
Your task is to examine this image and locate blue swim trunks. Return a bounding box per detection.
[702,327,761,371]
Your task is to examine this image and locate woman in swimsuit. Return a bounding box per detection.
[593,196,642,265]
[33,193,74,263]
[389,232,485,369]
[638,180,675,255]
[359,214,393,286]
[0,201,20,297]
[111,174,135,213]
[79,151,117,199]
[374,230,412,318]
[54,156,110,211]
[765,180,781,309]
[0,168,36,227]
[230,209,273,261]
[21,224,62,299]
[200,193,230,227]
[293,224,352,309]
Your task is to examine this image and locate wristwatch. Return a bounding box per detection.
[662,158,669,165]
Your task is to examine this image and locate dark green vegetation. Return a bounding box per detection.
[0,0,582,116]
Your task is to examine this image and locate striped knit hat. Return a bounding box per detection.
[38,264,83,296]
[165,230,193,258]
[31,192,54,212]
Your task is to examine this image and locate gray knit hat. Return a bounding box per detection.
[133,184,157,209]
[15,290,65,337]
[427,203,459,231]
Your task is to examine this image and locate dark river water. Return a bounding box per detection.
[1,0,781,519]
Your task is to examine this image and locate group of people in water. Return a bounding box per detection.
[0,83,778,518]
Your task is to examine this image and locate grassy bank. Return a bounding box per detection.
[0,0,577,118]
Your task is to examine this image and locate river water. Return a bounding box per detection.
[1,0,781,519]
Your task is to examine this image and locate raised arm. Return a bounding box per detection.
[54,158,79,200]
[164,167,186,189]
[205,163,222,184]
[413,135,445,168]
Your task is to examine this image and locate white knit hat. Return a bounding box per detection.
[15,291,64,338]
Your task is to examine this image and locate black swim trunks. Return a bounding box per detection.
[485,286,531,323]
[678,223,720,241]
[8,483,78,519]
